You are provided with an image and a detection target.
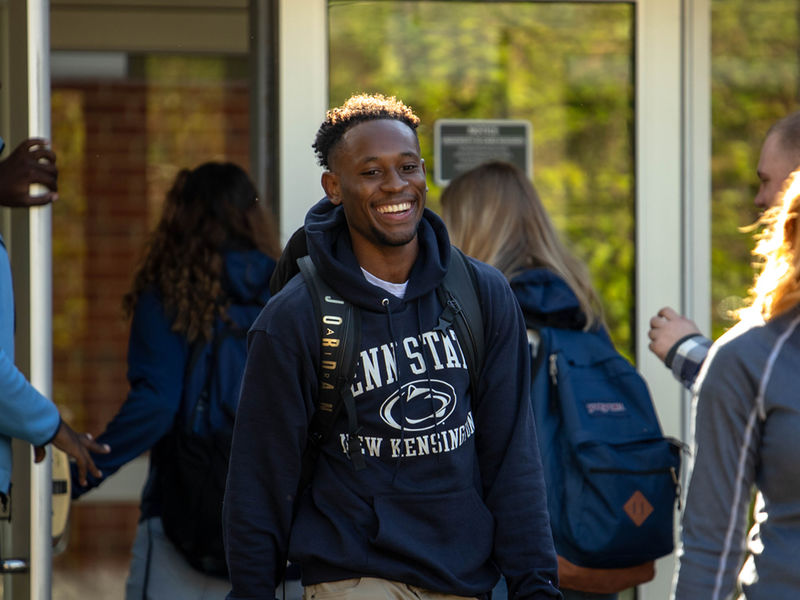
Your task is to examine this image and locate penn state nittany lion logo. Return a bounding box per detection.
[379,379,457,432]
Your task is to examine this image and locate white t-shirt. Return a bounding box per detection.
[361,267,408,299]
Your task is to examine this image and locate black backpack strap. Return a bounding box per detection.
[296,255,363,496]
[212,323,248,421]
[269,226,308,296]
[181,337,209,435]
[185,338,207,381]
[435,246,484,400]
[182,319,248,434]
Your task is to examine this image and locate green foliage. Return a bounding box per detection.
[329,0,800,353]
[710,0,800,338]
[329,1,636,356]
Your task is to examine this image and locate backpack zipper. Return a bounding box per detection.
[671,466,682,510]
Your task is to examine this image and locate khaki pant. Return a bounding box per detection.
[303,577,479,600]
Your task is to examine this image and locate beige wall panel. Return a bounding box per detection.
[51,7,247,53]
[52,0,246,8]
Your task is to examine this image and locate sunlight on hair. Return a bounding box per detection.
[740,168,800,322]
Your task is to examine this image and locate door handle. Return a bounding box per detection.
[0,558,29,573]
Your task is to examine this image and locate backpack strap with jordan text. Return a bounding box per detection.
[295,246,484,495]
[296,255,363,494]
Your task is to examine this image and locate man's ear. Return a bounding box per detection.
[421,158,427,177]
[321,171,341,205]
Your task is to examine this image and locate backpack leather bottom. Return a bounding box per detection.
[558,555,655,594]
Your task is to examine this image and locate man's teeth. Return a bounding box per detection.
[377,202,411,214]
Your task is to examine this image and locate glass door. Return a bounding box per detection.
[277,2,701,598]
[328,0,636,355]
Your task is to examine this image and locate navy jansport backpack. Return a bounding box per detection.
[528,317,683,569]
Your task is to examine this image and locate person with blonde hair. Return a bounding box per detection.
[673,170,800,599]
[442,160,661,600]
[441,160,602,334]
[648,110,800,390]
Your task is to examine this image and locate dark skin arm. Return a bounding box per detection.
[0,138,58,207]
[34,420,110,487]
[1,138,105,483]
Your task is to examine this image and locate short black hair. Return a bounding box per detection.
[769,110,800,163]
[312,93,420,169]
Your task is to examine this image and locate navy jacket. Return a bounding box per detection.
[223,199,560,599]
[71,249,275,520]
[510,268,588,332]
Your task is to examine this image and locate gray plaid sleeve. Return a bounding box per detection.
[669,334,712,390]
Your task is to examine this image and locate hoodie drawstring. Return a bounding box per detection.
[382,298,408,481]
[384,297,449,480]
[419,308,444,466]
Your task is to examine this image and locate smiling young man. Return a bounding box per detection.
[222,94,561,600]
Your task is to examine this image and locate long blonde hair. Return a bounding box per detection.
[440,161,603,330]
[740,169,800,322]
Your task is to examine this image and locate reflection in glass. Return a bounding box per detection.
[49,53,250,594]
[710,0,800,339]
[329,1,635,355]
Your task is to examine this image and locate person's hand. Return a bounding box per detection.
[34,420,110,487]
[0,138,58,207]
[647,306,701,362]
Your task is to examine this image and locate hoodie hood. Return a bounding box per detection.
[510,267,587,330]
[222,249,276,306]
[304,197,450,311]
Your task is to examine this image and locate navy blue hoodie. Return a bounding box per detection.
[71,248,275,520]
[510,268,589,332]
[223,199,560,599]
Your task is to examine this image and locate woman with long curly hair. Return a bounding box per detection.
[674,171,800,599]
[71,162,280,599]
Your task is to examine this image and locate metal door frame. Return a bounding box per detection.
[0,1,54,598]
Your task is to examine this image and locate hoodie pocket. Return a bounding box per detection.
[370,487,494,577]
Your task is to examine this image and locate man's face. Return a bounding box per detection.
[323,119,427,251]
[755,132,799,210]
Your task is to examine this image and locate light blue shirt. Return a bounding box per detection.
[0,234,60,494]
